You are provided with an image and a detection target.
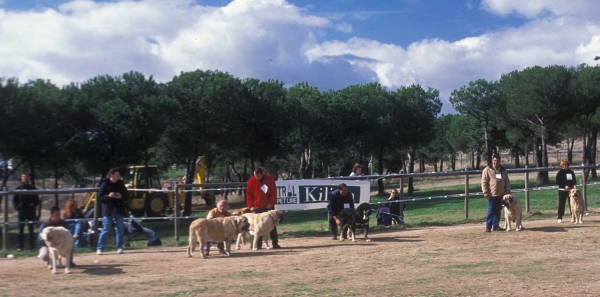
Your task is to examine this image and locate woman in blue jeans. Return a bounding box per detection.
[64,199,88,245]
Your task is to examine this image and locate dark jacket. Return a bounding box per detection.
[98,179,129,217]
[326,189,355,216]
[37,219,68,247]
[12,183,39,213]
[556,169,577,190]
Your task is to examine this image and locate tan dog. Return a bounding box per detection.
[187,216,250,258]
[502,194,523,231]
[569,189,584,224]
[235,210,283,251]
[231,207,252,215]
[39,227,74,274]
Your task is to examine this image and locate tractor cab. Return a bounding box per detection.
[125,165,169,217]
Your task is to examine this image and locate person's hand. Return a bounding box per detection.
[250,207,255,212]
[73,235,79,240]
[108,192,115,198]
[335,218,341,226]
[266,204,272,209]
[214,217,224,222]
[565,186,570,190]
[484,192,489,198]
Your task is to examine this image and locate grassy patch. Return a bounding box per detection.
[443,261,501,276]
[164,288,209,297]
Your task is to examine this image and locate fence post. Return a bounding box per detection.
[464,168,469,220]
[582,165,588,211]
[2,186,8,251]
[525,165,530,213]
[92,190,100,252]
[399,176,404,218]
[174,182,179,242]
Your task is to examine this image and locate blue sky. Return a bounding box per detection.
[1,0,599,113]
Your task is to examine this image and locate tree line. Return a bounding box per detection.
[0,64,599,196]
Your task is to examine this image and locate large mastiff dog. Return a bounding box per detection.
[235,210,283,251]
[39,227,74,274]
[187,216,249,258]
[502,194,523,231]
[569,189,584,224]
[339,202,372,242]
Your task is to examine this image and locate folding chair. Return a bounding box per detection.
[376,206,405,226]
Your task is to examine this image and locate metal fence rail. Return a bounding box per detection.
[2,165,599,251]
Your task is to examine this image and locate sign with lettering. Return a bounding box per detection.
[274,180,370,211]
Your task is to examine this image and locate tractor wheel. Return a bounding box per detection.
[145,193,168,217]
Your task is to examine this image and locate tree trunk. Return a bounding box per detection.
[567,137,574,164]
[541,129,549,184]
[514,148,521,168]
[451,153,456,171]
[377,147,384,195]
[476,150,481,169]
[407,148,415,196]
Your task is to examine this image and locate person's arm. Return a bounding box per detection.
[267,178,277,209]
[12,193,20,212]
[245,180,254,209]
[481,169,490,198]
[556,170,563,187]
[206,209,216,219]
[97,182,110,203]
[572,170,577,188]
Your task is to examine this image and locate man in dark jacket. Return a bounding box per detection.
[96,168,129,255]
[326,183,355,240]
[12,173,40,251]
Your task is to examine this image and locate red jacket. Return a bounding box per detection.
[246,173,277,209]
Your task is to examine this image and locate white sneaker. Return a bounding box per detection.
[557,219,562,223]
[96,249,103,255]
[117,248,124,254]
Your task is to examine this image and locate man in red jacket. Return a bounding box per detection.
[246,165,280,249]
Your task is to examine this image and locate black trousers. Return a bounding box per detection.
[254,208,279,247]
[17,211,37,249]
[558,190,571,220]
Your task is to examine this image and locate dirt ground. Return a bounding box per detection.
[2,215,600,297]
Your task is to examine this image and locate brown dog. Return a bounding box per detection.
[230,207,252,215]
[235,210,283,251]
[187,216,250,258]
[569,189,584,224]
[502,194,523,231]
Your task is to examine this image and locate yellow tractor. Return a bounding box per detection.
[79,158,206,217]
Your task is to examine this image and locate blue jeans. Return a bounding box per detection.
[486,196,502,229]
[204,242,224,251]
[67,221,86,238]
[97,209,124,251]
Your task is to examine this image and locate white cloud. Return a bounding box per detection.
[1,0,600,115]
[481,0,600,19]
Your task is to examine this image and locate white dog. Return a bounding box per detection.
[39,227,74,274]
[502,194,523,231]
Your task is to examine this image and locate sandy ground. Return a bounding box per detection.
[2,215,600,297]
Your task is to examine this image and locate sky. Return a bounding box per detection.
[1,0,599,113]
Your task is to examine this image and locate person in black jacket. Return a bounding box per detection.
[326,183,355,240]
[12,173,40,251]
[96,168,129,255]
[555,160,577,223]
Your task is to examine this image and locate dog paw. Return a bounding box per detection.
[65,269,71,274]
[252,248,258,251]
[47,265,52,269]
[52,270,58,274]
[365,239,371,242]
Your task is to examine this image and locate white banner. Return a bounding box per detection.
[274,179,370,211]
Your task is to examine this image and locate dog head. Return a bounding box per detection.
[40,227,53,242]
[357,203,372,220]
[502,194,516,207]
[569,189,582,201]
[267,209,284,225]
[231,207,252,215]
[231,216,250,232]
